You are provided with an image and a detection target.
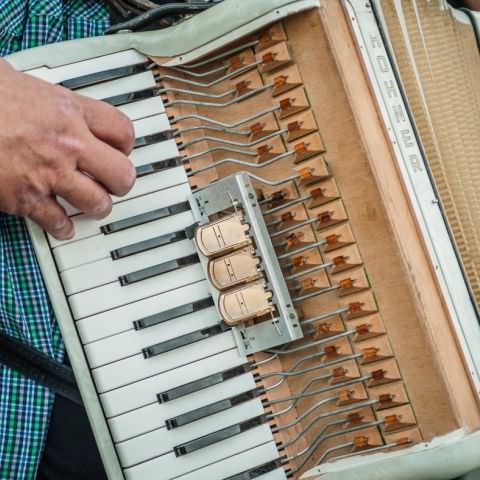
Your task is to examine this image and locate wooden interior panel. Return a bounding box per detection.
[151,2,480,476]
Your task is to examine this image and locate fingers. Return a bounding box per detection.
[29,197,73,240]
[78,133,136,198]
[78,94,135,155]
[53,170,112,219]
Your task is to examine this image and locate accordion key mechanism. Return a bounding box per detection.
[13,0,480,479]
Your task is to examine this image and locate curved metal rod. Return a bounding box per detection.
[185,145,257,162]
[280,399,378,449]
[177,125,250,137]
[285,263,333,281]
[160,86,236,99]
[302,307,349,326]
[260,352,360,382]
[277,240,326,261]
[188,151,294,176]
[263,195,311,215]
[166,84,272,108]
[293,285,339,303]
[266,329,352,355]
[266,375,370,407]
[169,63,227,79]
[172,106,279,128]
[181,128,287,150]
[270,394,337,423]
[157,61,261,87]
[288,419,383,475]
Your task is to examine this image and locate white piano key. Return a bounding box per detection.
[26,50,147,84]
[85,306,218,368]
[49,182,191,247]
[69,262,204,319]
[134,114,171,139]
[93,330,235,393]
[61,166,186,217]
[176,443,285,480]
[117,398,265,468]
[253,470,288,480]
[77,70,155,100]
[130,140,180,169]
[124,425,274,480]
[54,209,193,272]
[61,238,195,295]
[77,280,209,344]
[109,372,256,443]
[100,348,245,417]
[118,97,165,121]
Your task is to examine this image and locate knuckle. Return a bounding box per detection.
[11,177,46,217]
[52,134,85,159]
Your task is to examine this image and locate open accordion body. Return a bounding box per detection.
[7,1,480,479]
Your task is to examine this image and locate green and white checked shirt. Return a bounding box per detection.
[0,2,110,478]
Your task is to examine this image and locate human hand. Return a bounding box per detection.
[0,59,136,240]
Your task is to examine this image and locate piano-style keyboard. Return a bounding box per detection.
[27,44,296,480]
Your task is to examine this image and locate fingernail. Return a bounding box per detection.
[54,218,67,230]
[54,225,74,241]
[93,198,111,216]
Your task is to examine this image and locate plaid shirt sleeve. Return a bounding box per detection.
[0,2,110,478]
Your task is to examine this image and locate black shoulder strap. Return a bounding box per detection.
[0,330,82,405]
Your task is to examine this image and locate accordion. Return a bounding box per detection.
[6,0,480,479]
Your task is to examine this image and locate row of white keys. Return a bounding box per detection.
[69,261,204,319]
[109,371,256,442]
[85,305,218,368]
[54,209,193,272]
[26,50,147,84]
[117,398,265,468]
[49,182,191,247]
[130,140,180,169]
[134,114,171,139]
[92,329,235,393]
[61,237,195,295]
[176,443,286,480]
[124,425,274,480]
[101,348,246,417]
[77,70,155,101]
[118,97,165,122]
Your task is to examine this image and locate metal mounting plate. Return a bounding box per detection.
[189,173,304,355]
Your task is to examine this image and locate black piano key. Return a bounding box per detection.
[133,297,214,330]
[165,388,263,430]
[111,229,189,260]
[174,414,269,457]
[224,459,284,480]
[135,157,184,178]
[134,130,177,149]
[103,88,157,107]
[119,253,199,286]
[61,63,149,90]
[143,323,229,359]
[157,363,252,403]
[101,201,190,235]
